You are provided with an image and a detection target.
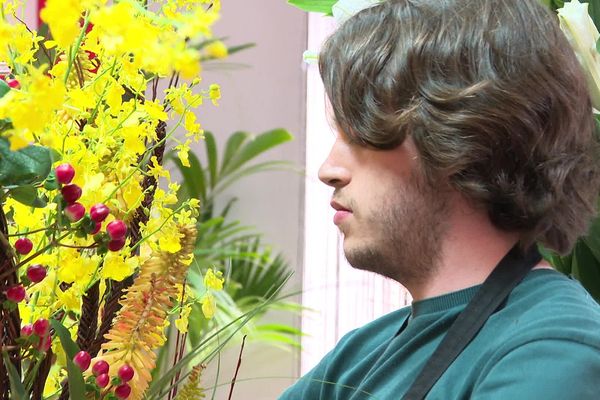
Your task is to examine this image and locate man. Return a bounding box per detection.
[280,0,600,399]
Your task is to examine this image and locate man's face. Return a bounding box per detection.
[318,133,448,285]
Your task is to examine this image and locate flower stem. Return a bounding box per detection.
[64,11,90,85]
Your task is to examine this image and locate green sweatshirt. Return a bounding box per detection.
[280,269,600,399]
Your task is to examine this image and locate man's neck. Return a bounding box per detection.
[407,197,524,301]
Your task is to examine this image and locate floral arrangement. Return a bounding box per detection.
[0,1,231,399]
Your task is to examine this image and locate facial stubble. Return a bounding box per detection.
[342,173,448,287]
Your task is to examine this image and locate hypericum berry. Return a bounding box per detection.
[73,351,91,371]
[108,237,126,252]
[14,238,33,255]
[6,79,19,89]
[21,323,33,336]
[65,203,86,222]
[117,364,134,382]
[55,163,75,184]
[6,285,26,302]
[61,184,82,204]
[106,220,127,240]
[37,334,51,352]
[92,360,110,376]
[96,373,110,388]
[90,203,110,223]
[26,264,47,283]
[115,383,132,399]
[91,222,102,235]
[33,318,49,337]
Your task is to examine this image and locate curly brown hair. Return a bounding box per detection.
[319,0,600,254]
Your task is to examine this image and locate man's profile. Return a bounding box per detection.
[281,0,600,398]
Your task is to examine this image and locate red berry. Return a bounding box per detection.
[92,360,110,376]
[21,323,33,336]
[90,203,110,223]
[7,79,19,89]
[96,373,110,388]
[14,238,33,255]
[55,163,75,184]
[33,318,49,336]
[6,285,26,302]
[65,203,85,222]
[91,222,102,235]
[61,184,82,204]
[106,220,127,240]
[115,383,131,399]
[37,334,51,352]
[117,364,134,382]
[26,264,47,283]
[73,350,91,371]
[108,237,126,252]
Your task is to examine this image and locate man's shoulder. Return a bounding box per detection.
[491,269,600,349]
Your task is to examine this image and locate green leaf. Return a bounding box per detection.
[204,131,218,189]
[572,241,600,302]
[287,0,337,14]
[221,129,293,176]
[0,118,12,134]
[226,43,256,56]
[0,139,53,186]
[9,185,48,208]
[586,0,600,31]
[168,150,206,202]
[0,80,9,99]
[221,131,250,174]
[65,358,86,400]
[1,352,27,400]
[51,319,86,400]
[50,319,79,358]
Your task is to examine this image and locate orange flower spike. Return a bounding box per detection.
[95,225,197,400]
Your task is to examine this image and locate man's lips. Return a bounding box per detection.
[331,200,352,225]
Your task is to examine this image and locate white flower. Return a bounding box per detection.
[558,0,600,110]
[303,50,319,65]
[332,0,381,25]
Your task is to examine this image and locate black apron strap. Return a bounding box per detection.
[402,244,542,400]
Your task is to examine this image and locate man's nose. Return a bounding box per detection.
[318,144,351,188]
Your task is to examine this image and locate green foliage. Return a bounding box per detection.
[0,80,9,98]
[51,319,86,400]
[0,138,53,187]
[8,185,47,208]
[168,128,301,351]
[287,0,337,14]
[2,352,27,400]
